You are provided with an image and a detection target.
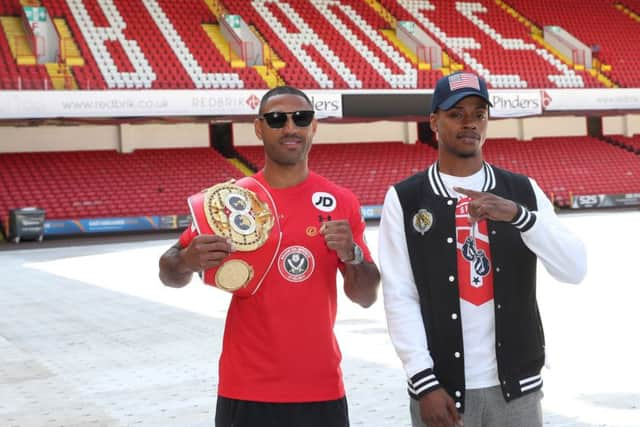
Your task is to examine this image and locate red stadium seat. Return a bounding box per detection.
[0,148,246,226]
[0,0,635,89]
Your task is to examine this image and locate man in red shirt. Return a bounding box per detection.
[159,86,380,427]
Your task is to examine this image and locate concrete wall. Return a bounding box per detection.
[521,116,586,140]
[487,118,521,139]
[119,123,209,153]
[629,114,640,135]
[0,123,210,153]
[233,122,259,147]
[314,121,413,144]
[603,114,640,136]
[0,125,120,153]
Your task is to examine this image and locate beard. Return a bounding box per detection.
[264,140,311,166]
[455,149,480,159]
[440,141,481,159]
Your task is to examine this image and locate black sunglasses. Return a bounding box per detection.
[259,110,315,129]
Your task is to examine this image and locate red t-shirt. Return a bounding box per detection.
[179,171,372,402]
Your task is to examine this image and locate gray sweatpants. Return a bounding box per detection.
[409,386,543,427]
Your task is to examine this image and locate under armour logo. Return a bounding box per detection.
[318,215,332,223]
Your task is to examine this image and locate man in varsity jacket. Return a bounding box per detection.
[378,72,586,427]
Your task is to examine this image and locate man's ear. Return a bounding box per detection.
[254,118,263,140]
[429,113,438,133]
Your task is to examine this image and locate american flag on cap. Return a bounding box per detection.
[448,73,480,91]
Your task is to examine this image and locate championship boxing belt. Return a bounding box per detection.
[187,177,281,297]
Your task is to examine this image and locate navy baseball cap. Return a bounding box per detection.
[431,72,492,113]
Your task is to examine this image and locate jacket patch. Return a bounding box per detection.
[412,209,434,235]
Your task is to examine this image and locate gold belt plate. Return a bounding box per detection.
[203,180,274,252]
[215,259,254,291]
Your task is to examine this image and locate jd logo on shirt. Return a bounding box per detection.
[312,192,336,212]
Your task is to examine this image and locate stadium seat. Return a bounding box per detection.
[0,148,246,226]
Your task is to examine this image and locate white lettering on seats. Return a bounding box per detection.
[141,0,243,89]
[397,0,584,88]
[66,0,155,88]
[456,2,583,88]
[252,0,361,88]
[311,0,415,89]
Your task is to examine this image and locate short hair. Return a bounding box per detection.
[259,85,313,114]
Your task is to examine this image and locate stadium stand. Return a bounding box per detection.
[151,0,262,89]
[506,0,640,87]
[221,0,372,89]
[237,138,640,209]
[0,0,21,16]
[40,0,108,89]
[605,135,640,154]
[3,134,633,228]
[237,141,438,206]
[7,0,265,90]
[0,148,244,231]
[0,13,52,89]
[0,24,23,89]
[379,0,602,88]
[1,0,635,89]
[288,1,415,89]
[483,136,640,207]
[1,1,640,236]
